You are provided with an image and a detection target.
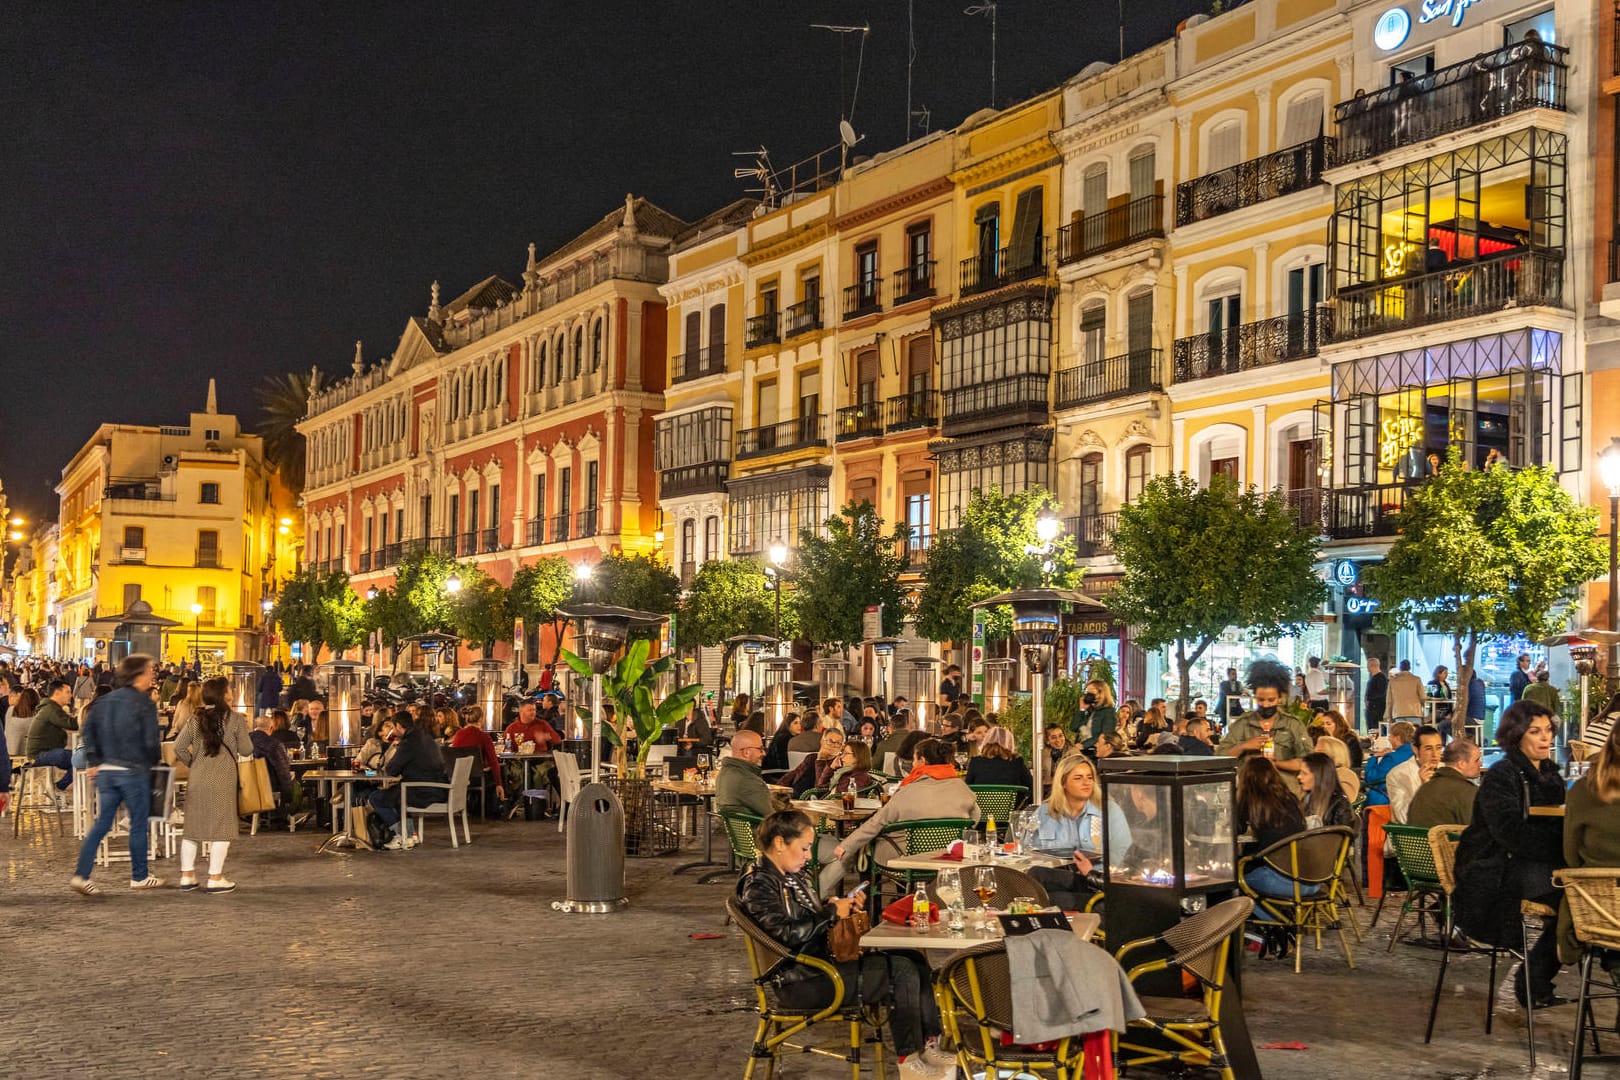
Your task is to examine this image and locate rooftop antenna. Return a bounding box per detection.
[964,1,997,108]
[911,104,932,137]
[811,23,869,165]
[906,0,917,140]
[732,146,778,206]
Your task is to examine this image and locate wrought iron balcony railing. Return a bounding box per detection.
[883,389,939,433]
[672,345,727,384]
[1173,310,1326,382]
[959,238,1047,297]
[745,312,780,348]
[892,260,936,304]
[1175,137,1333,227]
[1058,195,1165,262]
[736,416,826,459]
[842,279,883,320]
[1329,250,1563,343]
[1054,349,1162,409]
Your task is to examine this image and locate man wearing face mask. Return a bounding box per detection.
[1216,659,1311,782]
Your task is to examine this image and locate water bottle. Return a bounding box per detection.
[910,882,931,932]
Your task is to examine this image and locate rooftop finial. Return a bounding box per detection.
[205,378,218,415]
[622,192,636,228]
[352,340,364,375]
[428,280,442,321]
[525,242,537,272]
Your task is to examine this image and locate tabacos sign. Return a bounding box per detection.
[1374,0,1490,53]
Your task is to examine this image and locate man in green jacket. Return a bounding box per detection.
[26,678,80,792]
[1406,737,1481,828]
[1522,670,1561,717]
[715,730,774,819]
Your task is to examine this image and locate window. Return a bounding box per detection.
[907,224,931,278]
[395,507,404,545]
[1504,9,1555,46]
[337,524,345,562]
[420,495,432,540]
[654,406,733,469]
[1210,456,1239,482]
[1008,187,1044,271]
[123,526,144,549]
[364,516,374,553]
[196,586,216,627]
[536,341,548,388]
[591,320,604,371]
[466,491,478,539]
[906,336,932,394]
[759,285,778,315]
[704,515,719,561]
[800,268,821,307]
[1079,453,1103,518]
[1279,92,1324,148]
[707,303,726,353]
[856,349,879,406]
[488,485,500,528]
[203,428,220,442]
[1207,120,1243,173]
[553,334,566,384]
[1389,53,1434,85]
[573,328,585,378]
[534,474,546,520]
[975,203,1000,275]
[199,482,220,505]
[558,468,572,516]
[1082,165,1108,219]
[379,510,388,549]
[756,380,778,427]
[856,241,878,300]
[1128,148,1156,201]
[798,370,820,441]
[904,483,932,553]
[681,518,696,567]
[123,583,142,610]
[196,529,219,568]
[586,462,599,508]
[448,493,460,537]
[684,311,702,358]
[1080,303,1106,365]
[1124,446,1151,503]
[1126,290,1153,358]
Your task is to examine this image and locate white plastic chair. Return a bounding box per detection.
[555,751,584,833]
[786,751,811,772]
[883,752,899,777]
[401,755,473,848]
[647,744,676,768]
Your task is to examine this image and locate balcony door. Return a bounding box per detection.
[684,311,702,369]
[1008,187,1044,273]
[856,350,879,407]
[1286,263,1324,355]
[1205,293,1242,373]
[975,203,1000,281]
[1078,453,1102,520]
[1126,290,1153,388]
[1081,165,1108,252]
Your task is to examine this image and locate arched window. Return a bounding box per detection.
[554,334,566,384]
[478,366,488,411]
[703,515,719,562]
[463,371,474,416]
[1078,452,1103,519]
[573,327,585,378]
[536,341,548,388]
[592,319,604,372]
[680,518,696,568]
[450,375,462,419]
[494,358,506,404]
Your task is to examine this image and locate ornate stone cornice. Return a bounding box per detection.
[834,177,954,232]
[741,221,831,268]
[950,141,1060,191]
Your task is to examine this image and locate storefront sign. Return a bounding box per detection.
[1374,7,1412,50]
[1333,560,1360,587]
[1061,614,1124,637]
[1345,596,1381,615]
[1418,0,1480,30]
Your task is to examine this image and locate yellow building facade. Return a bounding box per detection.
[50,383,298,666]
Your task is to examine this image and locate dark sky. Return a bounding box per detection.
[1,0,1202,522]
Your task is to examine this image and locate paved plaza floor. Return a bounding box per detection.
[1,810,1612,1079]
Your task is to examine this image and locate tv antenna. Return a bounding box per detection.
[964,1,997,108]
[811,23,869,162]
[731,146,778,205]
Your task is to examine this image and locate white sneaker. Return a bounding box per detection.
[897,1055,953,1079]
[383,836,406,850]
[404,833,421,848]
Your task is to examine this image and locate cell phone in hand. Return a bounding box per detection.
[847,882,869,898]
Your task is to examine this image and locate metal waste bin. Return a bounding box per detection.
[552,781,628,913]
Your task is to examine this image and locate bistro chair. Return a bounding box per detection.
[1237,825,1355,974]
[712,811,764,884]
[926,863,1048,912]
[1553,867,1620,1080]
[554,751,584,833]
[401,754,473,848]
[968,784,1024,827]
[12,763,65,838]
[444,746,496,821]
[937,940,1088,1079]
[862,817,976,907]
[1114,896,1254,1080]
[1382,823,1448,951]
[724,895,889,1080]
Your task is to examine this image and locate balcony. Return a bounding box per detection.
[1175,137,1333,227]
[672,345,727,384]
[1062,512,1118,558]
[1333,42,1567,165]
[835,402,883,442]
[479,527,499,553]
[941,373,1049,436]
[904,537,931,570]
[1054,349,1162,410]
[458,531,477,557]
[524,517,545,546]
[745,312,780,348]
[1173,310,1326,383]
[784,297,823,339]
[103,481,172,502]
[576,508,599,538]
[428,535,457,556]
[893,261,936,304]
[1322,484,1412,540]
[1058,195,1165,263]
[550,512,572,543]
[120,546,147,564]
[1283,488,1323,533]
[1330,250,1563,344]
[737,416,826,459]
[959,239,1047,298]
[659,461,730,499]
[842,279,883,321]
[884,389,939,433]
[357,551,373,573]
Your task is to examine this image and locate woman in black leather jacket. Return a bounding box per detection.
[735,810,947,1077]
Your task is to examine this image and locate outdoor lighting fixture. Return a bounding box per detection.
[191,603,203,615]
[8,517,22,526]
[769,543,788,566]
[981,658,1017,716]
[906,655,943,732]
[975,586,1101,803]
[1035,513,1061,544]
[278,525,290,535]
[575,562,593,583]
[8,531,21,541]
[860,635,905,702]
[473,658,507,732]
[761,657,794,732]
[261,598,275,614]
[366,586,379,600]
[726,634,778,700]
[559,603,668,781]
[766,545,789,649]
[318,661,367,747]
[279,517,293,526]
[444,574,462,594]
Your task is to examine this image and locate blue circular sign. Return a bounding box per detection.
[1374,7,1411,52]
[1334,560,1360,587]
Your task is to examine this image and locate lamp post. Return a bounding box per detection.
[190,602,203,672]
[1599,438,1620,679]
[443,572,463,682]
[768,544,788,654]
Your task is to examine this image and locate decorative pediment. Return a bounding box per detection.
[387,317,450,377]
[1119,419,1155,444]
[1072,429,1106,453]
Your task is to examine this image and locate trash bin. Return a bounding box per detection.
[552,781,628,913]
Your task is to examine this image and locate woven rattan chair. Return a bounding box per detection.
[724,896,889,1080]
[937,940,1087,1079]
[925,863,1049,912]
[1114,896,1254,1080]
[1383,823,1448,951]
[1554,867,1620,1080]
[1238,825,1356,973]
[969,785,1025,826]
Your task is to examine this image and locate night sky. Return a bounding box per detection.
[1,0,1203,522]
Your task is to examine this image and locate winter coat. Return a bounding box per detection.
[1559,773,1620,963]
[734,858,834,985]
[715,755,774,819]
[1406,766,1478,829]
[1452,751,1566,948]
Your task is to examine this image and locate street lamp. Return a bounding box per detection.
[365,586,379,600]
[444,573,462,594]
[767,544,788,652]
[1599,438,1620,678]
[190,602,203,671]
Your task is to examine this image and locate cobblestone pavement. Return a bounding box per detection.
[1,809,1612,1079]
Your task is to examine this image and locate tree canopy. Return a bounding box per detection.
[1109,473,1326,712]
[793,500,910,651]
[453,568,511,655]
[678,557,797,686]
[913,487,1080,644]
[508,557,576,662]
[270,566,366,661]
[392,548,464,637]
[1365,458,1605,720]
[582,551,680,615]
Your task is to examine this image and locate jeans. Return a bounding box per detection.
[76,769,152,880]
[366,787,403,832]
[33,748,73,790]
[1242,864,1319,923]
[775,952,940,1057]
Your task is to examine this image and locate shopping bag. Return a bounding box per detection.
[237,757,276,816]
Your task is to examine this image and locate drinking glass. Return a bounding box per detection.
[936,868,965,933]
[973,866,997,930]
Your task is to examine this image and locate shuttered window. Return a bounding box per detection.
[1207,121,1244,172]
[1279,93,1324,148]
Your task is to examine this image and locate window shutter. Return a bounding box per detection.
[1207,122,1243,172]
[1082,167,1108,217]
[1128,150,1156,200]
[1279,94,1324,148]
[1008,187,1044,269]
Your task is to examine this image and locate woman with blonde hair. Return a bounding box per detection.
[1074,679,1118,752]
[172,680,203,732]
[1313,734,1361,801]
[1027,754,1133,909]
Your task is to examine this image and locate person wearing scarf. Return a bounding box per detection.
[832,739,979,869]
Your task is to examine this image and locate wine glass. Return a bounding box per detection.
[973,866,997,930]
[935,868,964,932]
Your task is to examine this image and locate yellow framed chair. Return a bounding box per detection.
[937,940,1089,1079]
[1237,825,1356,973]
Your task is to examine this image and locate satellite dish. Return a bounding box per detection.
[839,119,858,148]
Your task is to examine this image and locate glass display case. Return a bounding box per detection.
[814,658,846,704]
[1098,754,1238,987]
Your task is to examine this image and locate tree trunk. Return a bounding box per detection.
[1176,640,1192,723]
[1453,632,1478,735]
